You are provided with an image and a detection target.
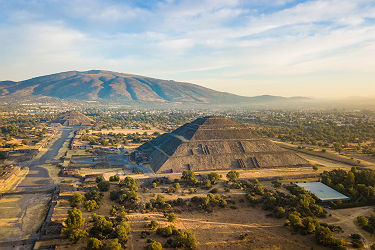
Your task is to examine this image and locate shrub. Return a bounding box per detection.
[288,212,302,229]
[65,207,84,229]
[175,230,197,249]
[156,225,178,237]
[96,176,104,183]
[181,170,198,185]
[110,189,125,201]
[120,176,136,188]
[85,190,103,203]
[98,181,110,192]
[148,220,159,230]
[70,192,84,207]
[146,241,162,250]
[357,216,368,227]
[84,200,99,212]
[116,211,128,222]
[173,182,181,189]
[109,175,120,182]
[90,215,114,240]
[115,222,131,244]
[274,206,285,218]
[351,234,364,248]
[207,172,222,184]
[226,170,239,182]
[271,179,282,188]
[167,213,177,223]
[87,238,103,250]
[63,228,87,243]
[104,239,122,250]
[315,226,346,249]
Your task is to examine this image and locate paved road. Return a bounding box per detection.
[16,127,75,192]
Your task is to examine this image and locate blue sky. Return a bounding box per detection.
[1,0,375,98]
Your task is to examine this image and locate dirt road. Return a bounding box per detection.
[0,126,76,241]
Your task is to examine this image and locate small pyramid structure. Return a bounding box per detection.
[135,116,309,173]
[51,110,93,126]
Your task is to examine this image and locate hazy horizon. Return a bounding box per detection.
[1,0,375,98]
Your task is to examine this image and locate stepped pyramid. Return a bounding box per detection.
[52,110,93,126]
[134,116,309,173]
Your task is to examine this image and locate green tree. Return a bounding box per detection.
[85,190,103,203]
[175,230,197,249]
[70,192,84,207]
[98,181,110,192]
[146,241,162,250]
[173,182,181,189]
[87,238,103,250]
[226,170,240,182]
[181,170,198,184]
[357,216,369,227]
[109,175,120,182]
[207,172,222,184]
[62,208,87,243]
[120,176,136,188]
[90,215,114,240]
[115,222,131,244]
[84,200,99,212]
[65,207,85,229]
[104,238,122,250]
[288,212,302,229]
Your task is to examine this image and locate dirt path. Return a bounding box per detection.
[323,206,375,250]
[0,126,77,241]
[128,212,283,229]
[16,127,76,192]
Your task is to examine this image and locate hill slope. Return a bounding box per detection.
[0,70,306,104]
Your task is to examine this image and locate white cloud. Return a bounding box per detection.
[1,0,375,97]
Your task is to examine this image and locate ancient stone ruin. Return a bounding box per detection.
[51,110,93,126]
[134,116,309,173]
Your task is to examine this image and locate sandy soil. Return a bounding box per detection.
[0,193,50,240]
[125,201,325,250]
[322,206,375,249]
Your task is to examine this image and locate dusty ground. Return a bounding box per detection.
[0,127,76,241]
[54,184,325,250]
[0,167,29,193]
[0,193,50,240]
[322,206,375,249]
[126,207,325,250]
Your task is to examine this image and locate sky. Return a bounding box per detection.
[0,0,375,98]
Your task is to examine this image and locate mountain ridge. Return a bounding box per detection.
[0,70,309,104]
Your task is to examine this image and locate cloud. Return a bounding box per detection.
[0,0,375,97]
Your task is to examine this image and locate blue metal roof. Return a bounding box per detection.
[296,182,350,202]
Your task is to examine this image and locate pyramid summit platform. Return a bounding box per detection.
[134,116,309,173]
[51,110,93,126]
